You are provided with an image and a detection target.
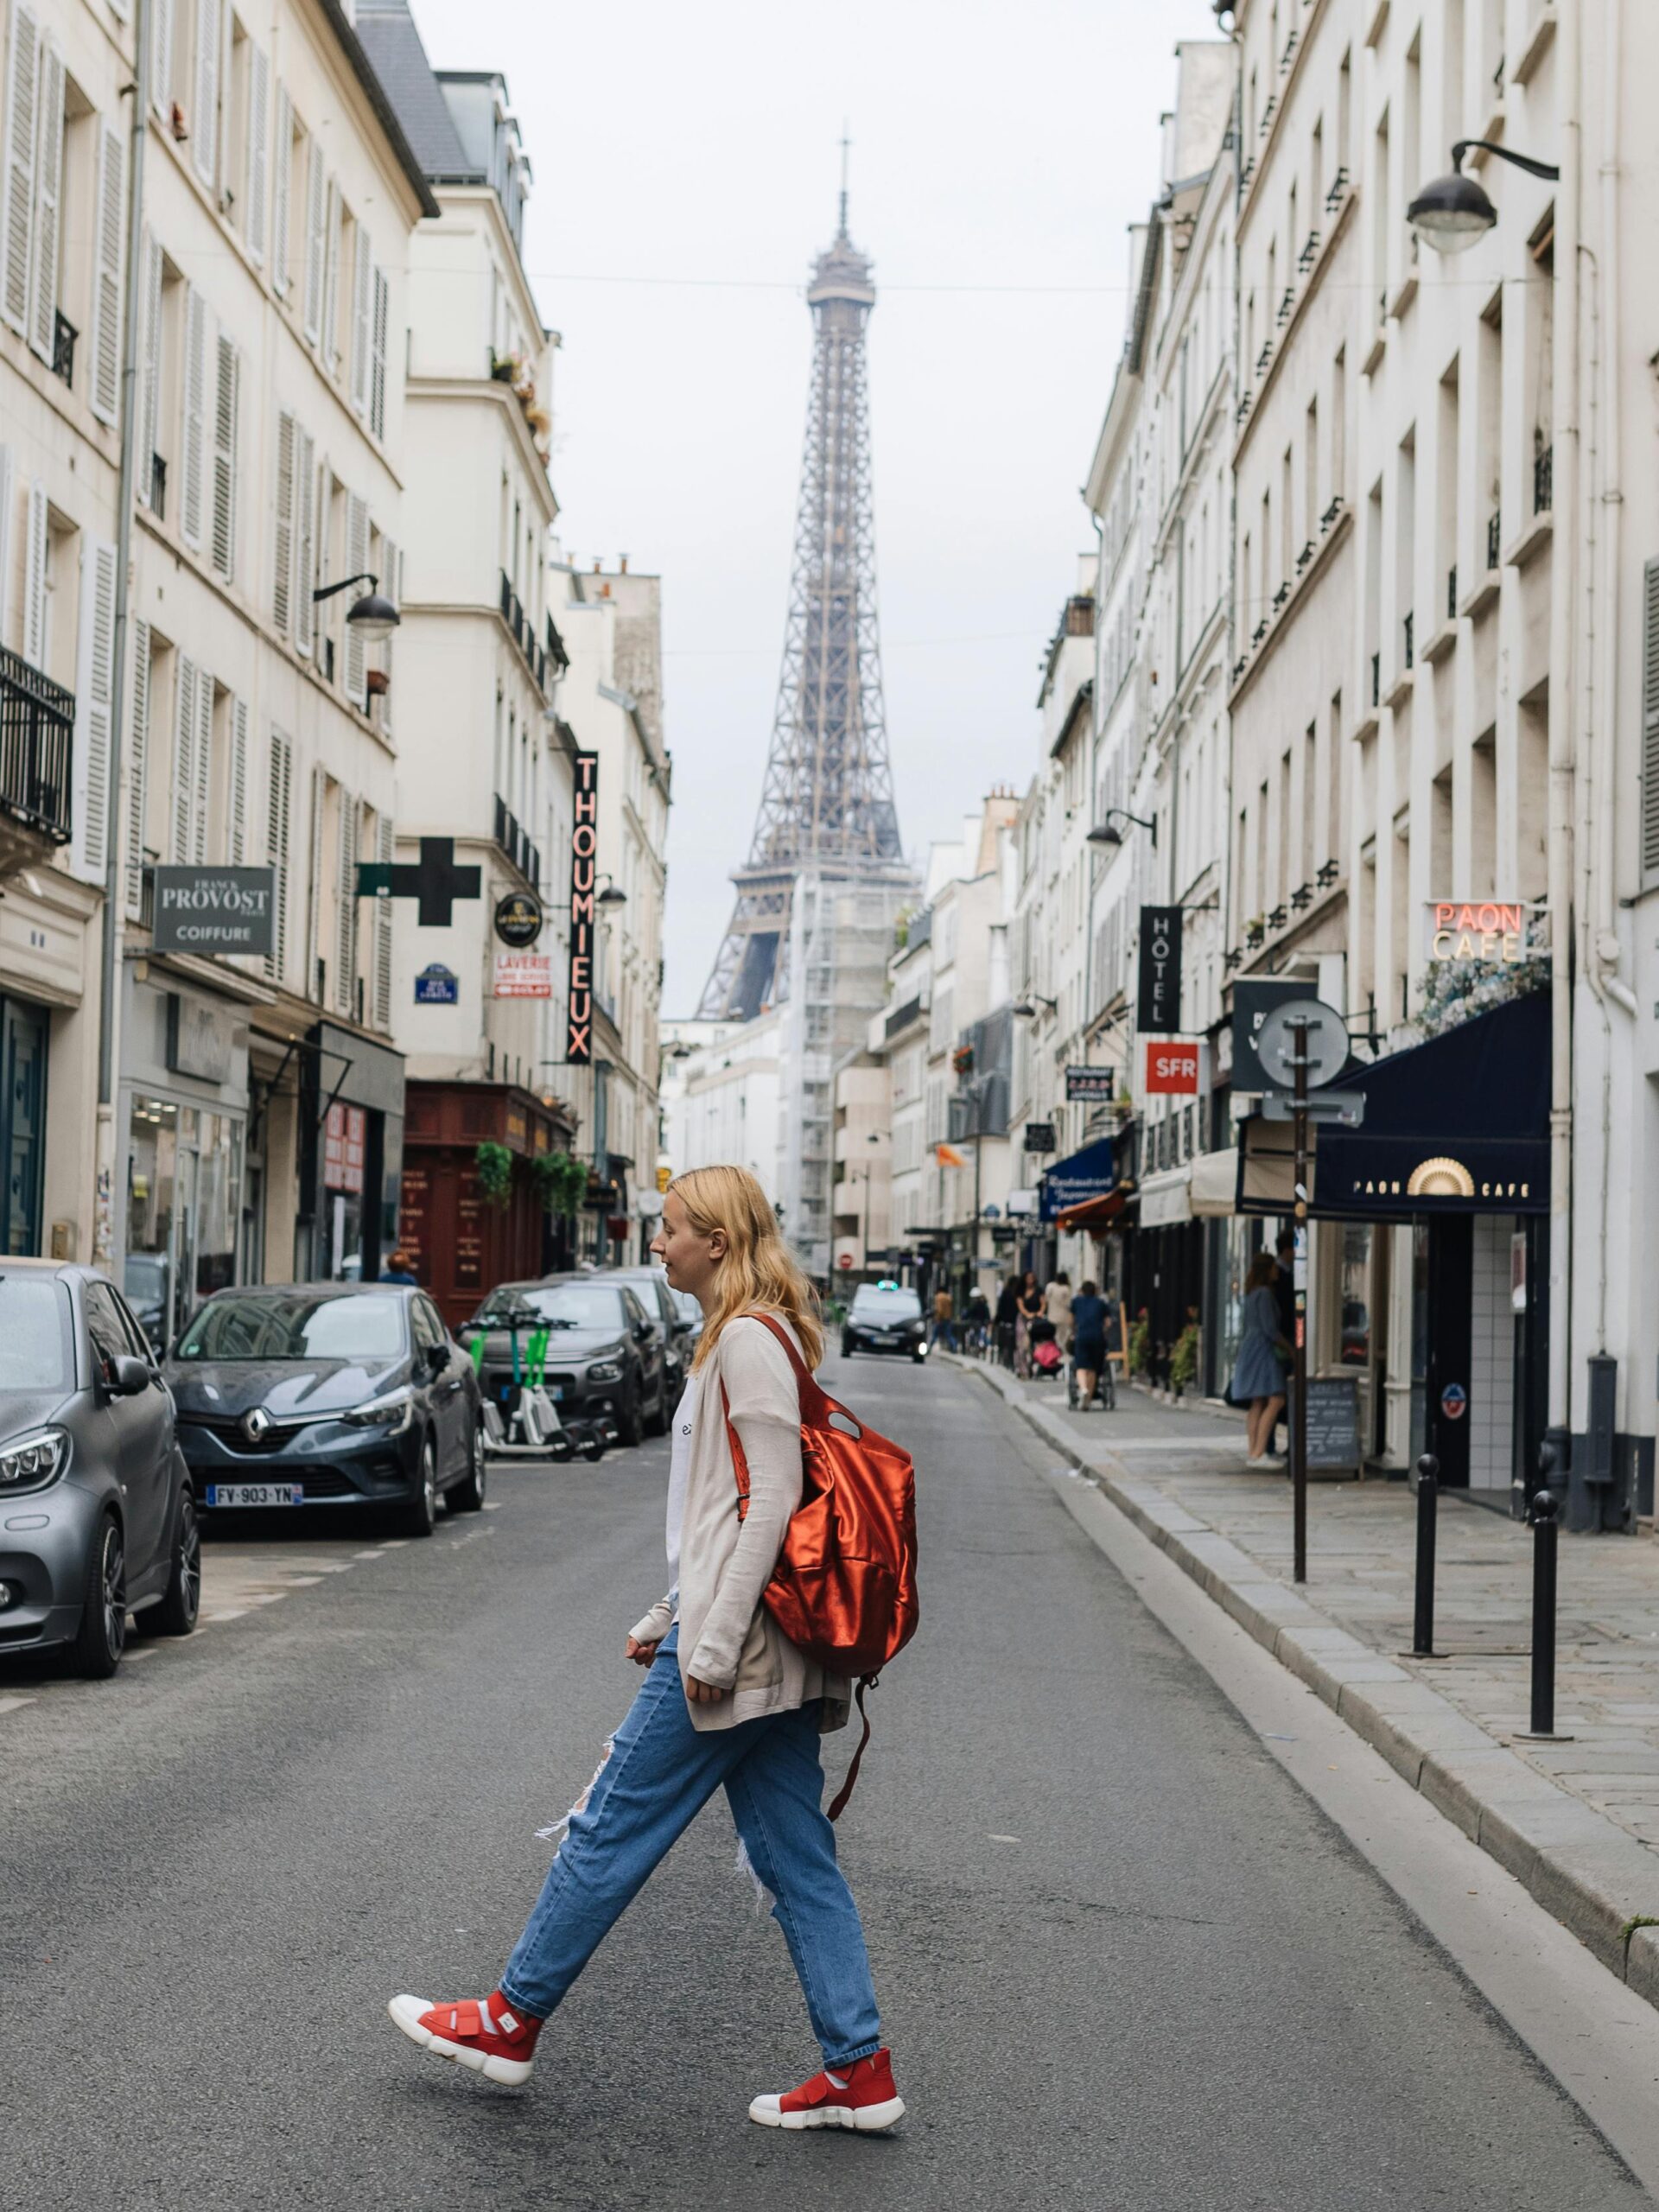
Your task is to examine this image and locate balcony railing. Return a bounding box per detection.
[0,647,73,845]
[1486,508,1502,569]
[1534,444,1553,514]
[1403,610,1414,671]
[1325,167,1350,211]
[1370,651,1381,709]
[499,570,550,691]
[149,452,167,520]
[51,309,75,388]
[1447,564,1458,618]
[493,791,541,887]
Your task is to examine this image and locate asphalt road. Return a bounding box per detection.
[0,1351,1647,2211]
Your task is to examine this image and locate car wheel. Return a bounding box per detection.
[615,1385,644,1449]
[400,1438,439,1537]
[448,1421,486,1512]
[644,1380,669,1439]
[148,1485,201,1637]
[71,1514,126,1679]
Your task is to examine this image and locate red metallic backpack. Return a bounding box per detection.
[721,1311,919,1816]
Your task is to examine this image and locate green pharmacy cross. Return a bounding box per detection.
[358,837,482,927]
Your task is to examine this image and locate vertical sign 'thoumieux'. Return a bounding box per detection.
[1136,906,1183,1033]
[565,752,600,1062]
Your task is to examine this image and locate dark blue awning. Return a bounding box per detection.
[1040,1136,1116,1221]
[1241,991,1551,1217]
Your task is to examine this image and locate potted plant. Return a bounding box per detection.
[474,1141,513,1210]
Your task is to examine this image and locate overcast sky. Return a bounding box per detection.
[410,0,1226,1016]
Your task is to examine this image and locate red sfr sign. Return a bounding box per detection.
[1145,1039,1200,1095]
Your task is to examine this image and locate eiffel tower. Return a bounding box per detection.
[698,169,911,1022]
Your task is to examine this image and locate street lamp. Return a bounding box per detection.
[311,571,400,640]
[1012,994,1058,1020]
[1087,808,1157,849]
[1408,140,1560,255]
[597,874,628,906]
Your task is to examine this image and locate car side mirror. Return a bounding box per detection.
[424,1342,448,1376]
[634,1319,653,1344]
[111,1355,152,1396]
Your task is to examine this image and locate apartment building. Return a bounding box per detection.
[359,5,577,1321]
[660,1010,783,1194]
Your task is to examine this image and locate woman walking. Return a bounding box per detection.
[1043,1271,1073,1355]
[1231,1250,1290,1467]
[1069,1279,1109,1410]
[388,1165,904,2133]
[1014,1269,1043,1377]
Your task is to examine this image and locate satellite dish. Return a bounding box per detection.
[1255,998,1349,1090]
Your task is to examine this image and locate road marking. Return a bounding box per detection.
[353,1549,385,1560]
[482,1501,503,1512]
[124,1647,158,1662]
[0,1694,35,1715]
[381,1539,410,1550]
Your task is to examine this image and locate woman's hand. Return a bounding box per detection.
[684,1674,729,1704]
[626,1637,660,1665]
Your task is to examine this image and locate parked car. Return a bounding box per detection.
[841,1282,928,1363]
[0,1260,198,1679]
[606,1267,697,1395]
[166,1285,484,1537]
[463,1278,668,1446]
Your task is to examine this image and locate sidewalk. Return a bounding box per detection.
[953,1353,1659,2008]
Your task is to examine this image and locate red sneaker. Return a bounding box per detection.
[748,2048,905,2132]
[387,1991,542,2086]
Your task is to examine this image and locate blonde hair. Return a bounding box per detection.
[669,1164,824,1372]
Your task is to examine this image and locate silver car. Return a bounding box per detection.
[0,1260,199,1678]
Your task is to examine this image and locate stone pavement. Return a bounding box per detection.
[952,1353,1659,2009]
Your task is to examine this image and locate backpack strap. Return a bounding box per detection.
[827,1676,877,1822]
[735,1309,830,1423]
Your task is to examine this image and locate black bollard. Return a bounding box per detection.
[1529,1486,1560,1738]
[1413,1453,1440,1656]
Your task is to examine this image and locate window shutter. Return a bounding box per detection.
[272,409,295,635]
[246,42,269,266]
[320,179,340,371]
[302,148,324,341]
[335,790,358,1014]
[294,427,316,657]
[89,123,124,426]
[372,814,393,1029]
[349,226,371,416]
[0,6,36,338]
[192,0,218,188]
[264,727,291,982]
[180,289,208,550]
[192,657,212,864]
[72,537,117,882]
[172,656,198,862]
[124,618,150,917]
[22,478,47,670]
[227,693,248,863]
[210,334,238,580]
[27,35,62,365]
[0,444,14,647]
[137,232,162,504]
[306,761,325,992]
[343,491,368,704]
[370,264,388,440]
[1643,560,1659,880]
[150,0,173,111]
[270,84,290,296]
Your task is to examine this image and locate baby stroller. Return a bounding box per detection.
[1028,1314,1063,1380]
[1065,1335,1117,1412]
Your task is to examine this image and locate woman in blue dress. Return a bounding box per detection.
[1231,1250,1290,1466]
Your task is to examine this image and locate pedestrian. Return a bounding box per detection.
[1043,1270,1073,1354]
[381,1248,418,1286]
[931,1282,957,1352]
[1273,1230,1297,1453]
[1231,1251,1290,1467]
[388,1162,905,2134]
[1015,1269,1043,1377]
[1070,1278,1109,1409]
[994,1275,1020,1368]
[963,1283,991,1356]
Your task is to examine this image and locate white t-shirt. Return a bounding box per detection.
[665,1370,702,1592]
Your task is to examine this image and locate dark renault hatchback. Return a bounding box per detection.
[167,1285,484,1536]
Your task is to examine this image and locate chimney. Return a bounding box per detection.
[619,554,629,575]
[592,557,602,574]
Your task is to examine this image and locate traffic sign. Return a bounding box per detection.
[1260,1088,1366,1126]
[1255,998,1349,1089]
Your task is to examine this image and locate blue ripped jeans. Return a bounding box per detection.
[501,1625,883,2067]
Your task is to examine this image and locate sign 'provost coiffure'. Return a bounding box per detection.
[565,751,600,1063]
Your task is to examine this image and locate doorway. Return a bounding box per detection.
[0,998,47,1255]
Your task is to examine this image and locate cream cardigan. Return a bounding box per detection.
[627,1313,850,1735]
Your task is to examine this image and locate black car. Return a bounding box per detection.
[166,1284,485,1537]
[606,1267,696,1394]
[0,1260,198,1678]
[842,1283,927,1362]
[464,1278,668,1446]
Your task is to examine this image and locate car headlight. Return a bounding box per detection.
[587,1361,623,1385]
[342,1386,415,1434]
[0,1427,69,1489]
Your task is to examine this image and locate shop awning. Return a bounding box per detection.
[1040,1135,1116,1222]
[1190,1147,1239,1218]
[1137,1164,1192,1227]
[1058,1181,1135,1233]
[1236,991,1550,1218]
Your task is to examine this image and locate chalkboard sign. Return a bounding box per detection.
[1304,1375,1361,1471]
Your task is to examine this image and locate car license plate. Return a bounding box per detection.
[205,1483,302,1508]
[873,1332,899,1345]
[550,1383,564,1402]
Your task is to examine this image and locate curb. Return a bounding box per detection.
[948,1351,1659,2004]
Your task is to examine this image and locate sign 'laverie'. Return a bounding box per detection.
[152,866,276,956]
